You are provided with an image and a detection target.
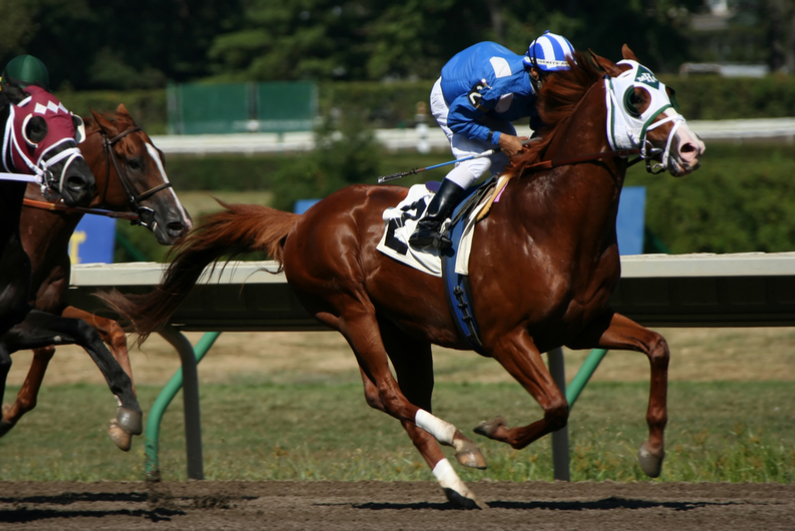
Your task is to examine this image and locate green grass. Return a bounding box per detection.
[0,381,792,483]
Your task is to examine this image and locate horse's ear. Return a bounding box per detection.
[116,103,135,122]
[621,44,639,62]
[588,49,623,77]
[90,107,117,135]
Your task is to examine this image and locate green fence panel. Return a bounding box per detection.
[256,81,317,133]
[168,82,251,135]
[168,81,317,135]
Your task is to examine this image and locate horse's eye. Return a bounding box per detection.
[24,116,48,144]
[623,88,644,118]
[128,159,143,171]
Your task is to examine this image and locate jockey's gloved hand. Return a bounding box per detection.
[498,133,529,157]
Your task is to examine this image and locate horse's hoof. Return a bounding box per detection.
[442,487,489,510]
[638,442,665,478]
[473,416,506,440]
[0,405,16,437]
[454,439,488,470]
[116,407,143,436]
[108,419,133,452]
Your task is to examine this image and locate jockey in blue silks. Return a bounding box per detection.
[410,31,576,250]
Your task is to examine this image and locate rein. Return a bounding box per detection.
[476,147,642,221]
[22,125,173,226]
[22,197,140,220]
[517,147,641,174]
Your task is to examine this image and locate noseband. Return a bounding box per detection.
[101,126,172,229]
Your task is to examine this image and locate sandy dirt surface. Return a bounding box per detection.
[1,480,794,530]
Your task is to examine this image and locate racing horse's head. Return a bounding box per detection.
[84,105,192,244]
[2,84,95,205]
[592,45,705,177]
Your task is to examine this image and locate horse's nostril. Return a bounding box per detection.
[167,222,186,234]
[680,143,696,154]
[66,175,87,192]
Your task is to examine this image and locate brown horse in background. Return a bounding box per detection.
[0,105,192,450]
[102,47,704,507]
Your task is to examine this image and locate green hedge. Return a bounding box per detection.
[57,75,795,135]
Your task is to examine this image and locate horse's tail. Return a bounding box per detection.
[98,201,299,343]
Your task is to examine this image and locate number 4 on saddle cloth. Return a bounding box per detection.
[377,179,498,354]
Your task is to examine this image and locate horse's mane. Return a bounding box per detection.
[504,51,604,179]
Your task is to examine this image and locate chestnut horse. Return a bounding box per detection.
[103,47,704,507]
[0,105,192,449]
[0,85,142,447]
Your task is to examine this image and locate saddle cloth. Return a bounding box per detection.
[376,183,487,277]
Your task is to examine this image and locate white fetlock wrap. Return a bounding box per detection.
[415,409,456,445]
[432,458,469,495]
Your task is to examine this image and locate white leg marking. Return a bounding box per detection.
[415,409,456,445]
[432,458,469,494]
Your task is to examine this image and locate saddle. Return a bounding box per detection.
[378,178,499,354]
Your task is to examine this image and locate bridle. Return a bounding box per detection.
[23,124,174,228]
[604,60,686,175]
[99,126,172,229]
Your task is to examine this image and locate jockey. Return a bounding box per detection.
[1,54,51,92]
[409,31,575,250]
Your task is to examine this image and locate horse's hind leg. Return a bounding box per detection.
[568,311,668,477]
[315,298,484,508]
[378,318,487,508]
[474,328,569,449]
[0,346,54,436]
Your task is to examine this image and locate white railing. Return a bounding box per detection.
[149,117,795,155]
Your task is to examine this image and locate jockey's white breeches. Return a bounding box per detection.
[430,77,514,189]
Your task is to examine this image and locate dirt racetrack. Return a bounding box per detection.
[1,480,793,530]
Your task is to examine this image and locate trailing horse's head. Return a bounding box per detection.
[86,104,192,244]
[2,84,95,205]
[592,45,705,177]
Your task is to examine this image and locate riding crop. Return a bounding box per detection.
[377,148,502,183]
[376,138,540,184]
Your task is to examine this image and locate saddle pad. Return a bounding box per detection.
[376,184,486,277]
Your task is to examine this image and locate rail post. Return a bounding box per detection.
[145,329,221,481]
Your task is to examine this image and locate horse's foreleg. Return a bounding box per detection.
[568,311,669,477]
[0,341,12,436]
[474,329,569,449]
[61,306,135,393]
[8,310,142,451]
[0,345,54,436]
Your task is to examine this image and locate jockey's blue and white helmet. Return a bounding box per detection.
[522,31,575,72]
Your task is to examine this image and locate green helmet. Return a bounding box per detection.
[1,54,50,91]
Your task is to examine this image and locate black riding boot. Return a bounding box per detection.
[409,179,467,250]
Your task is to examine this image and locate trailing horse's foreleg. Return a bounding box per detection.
[0,345,54,436]
[0,341,13,436]
[568,311,669,477]
[474,329,569,449]
[61,306,135,393]
[3,310,142,451]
